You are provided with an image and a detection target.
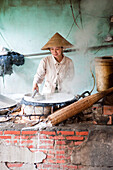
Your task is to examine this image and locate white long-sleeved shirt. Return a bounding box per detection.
[33,55,74,94]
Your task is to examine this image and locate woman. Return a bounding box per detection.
[33,32,74,94]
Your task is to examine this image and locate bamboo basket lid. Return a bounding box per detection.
[41,32,73,50]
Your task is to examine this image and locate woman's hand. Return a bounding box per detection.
[32,83,39,92]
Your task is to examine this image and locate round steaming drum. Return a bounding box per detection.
[95,56,113,92]
[21,93,77,117]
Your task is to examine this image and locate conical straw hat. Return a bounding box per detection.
[41,32,73,50]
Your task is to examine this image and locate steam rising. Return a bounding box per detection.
[69,0,113,95]
[1,0,113,96]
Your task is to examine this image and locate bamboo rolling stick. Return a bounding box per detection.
[47,87,113,125]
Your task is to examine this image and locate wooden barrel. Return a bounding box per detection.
[95,56,113,92]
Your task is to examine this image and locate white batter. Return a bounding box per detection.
[24,92,75,104]
[0,94,17,109]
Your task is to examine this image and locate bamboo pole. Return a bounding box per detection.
[47,87,113,125]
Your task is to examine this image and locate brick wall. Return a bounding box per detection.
[0,128,89,170]
[0,105,113,170]
[93,104,113,125]
[103,105,113,124]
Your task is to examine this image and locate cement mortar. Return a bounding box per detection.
[72,126,113,167]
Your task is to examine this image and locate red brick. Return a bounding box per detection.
[4,131,20,135]
[47,159,55,164]
[21,131,37,135]
[56,140,66,145]
[5,140,18,144]
[56,159,65,164]
[14,135,35,139]
[62,164,78,169]
[47,154,54,159]
[20,140,33,144]
[40,131,56,135]
[43,164,52,168]
[57,131,74,135]
[6,163,23,168]
[5,140,10,143]
[56,150,65,155]
[14,136,22,139]
[43,164,60,169]
[76,131,89,136]
[27,145,34,148]
[49,136,65,140]
[66,136,84,140]
[13,140,18,143]
[40,139,54,145]
[48,150,55,154]
[30,149,48,154]
[55,145,66,150]
[56,155,65,159]
[103,105,113,115]
[0,136,11,139]
[74,141,83,145]
[39,145,54,149]
[0,131,3,135]
[39,134,47,139]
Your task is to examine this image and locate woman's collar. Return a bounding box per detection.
[52,55,65,64]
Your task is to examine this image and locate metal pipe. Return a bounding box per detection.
[24,44,113,57]
[24,49,77,57]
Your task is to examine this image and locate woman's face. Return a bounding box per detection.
[50,47,63,58]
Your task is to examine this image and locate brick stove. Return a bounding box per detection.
[0,104,113,170]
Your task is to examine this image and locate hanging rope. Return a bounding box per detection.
[78,0,83,28]
[69,0,80,29]
[89,60,96,94]
[66,13,80,38]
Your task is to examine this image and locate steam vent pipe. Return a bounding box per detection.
[47,87,113,125]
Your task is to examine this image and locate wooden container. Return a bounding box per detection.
[95,56,113,92]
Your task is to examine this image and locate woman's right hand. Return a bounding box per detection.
[32,83,39,92]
